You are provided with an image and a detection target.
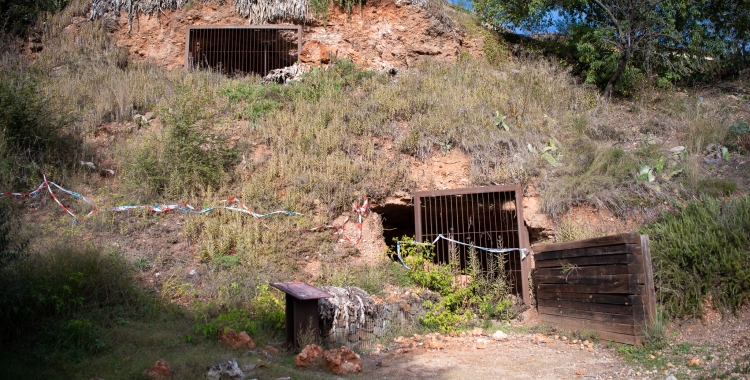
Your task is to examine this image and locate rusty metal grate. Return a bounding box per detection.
[185,25,301,76]
[413,185,531,304]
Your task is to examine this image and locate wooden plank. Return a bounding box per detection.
[536,292,645,305]
[538,306,636,325]
[535,254,643,268]
[534,244,639,261]
[536,298,633,315]
[538,313,635,335]
[533,233,640,253]
[640,235,657,325]
[535,264,643,277]
[536,282,645,295]
[540,318,639,345]
[534,273,645,285]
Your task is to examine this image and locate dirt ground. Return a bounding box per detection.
[362,332,632,379]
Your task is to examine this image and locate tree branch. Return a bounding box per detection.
[591,0,626,45]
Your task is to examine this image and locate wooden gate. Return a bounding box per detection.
[532,234,656,344]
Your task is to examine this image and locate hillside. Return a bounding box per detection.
[1,0,750,379]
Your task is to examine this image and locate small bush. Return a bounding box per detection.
[641,196,750,318]
[194,285,285,338]
[123,87,237,199]
[0,200,28,269]
[0,69,79,188]
[0,241,146,351]
[396,236,514,332]
[696,178,736,197]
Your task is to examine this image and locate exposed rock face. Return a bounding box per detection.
[295,344,324,367]
[300,40,332,64]
[142,359,172,379]
[219,327,256,350]
[323,346,362,375]
[108,0,481,71]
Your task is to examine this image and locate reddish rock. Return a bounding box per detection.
[219,327,255,350]
[323,346,362,375]
[295,344,323,367]
[142,359,172,379]
[300,40,332,64]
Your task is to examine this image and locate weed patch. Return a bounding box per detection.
[642,196,750,318]
[396,236,516,332]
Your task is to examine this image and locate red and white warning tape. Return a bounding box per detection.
[310,198,369,244]
[2,177,369,245]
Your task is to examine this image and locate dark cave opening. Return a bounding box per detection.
[371,202,415,250]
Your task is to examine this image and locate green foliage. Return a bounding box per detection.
[0,0,68,35]
[0,69,79,189]
[194,285,285,338]
[123,86,237,199]
[0,241,147,353]
[641,307,667,345]
[0,200,28,269]
[420,287,475,333]
[696,178,737,197]
[397,236,514,332]
[641,196,750,318]
[400,237,454,295]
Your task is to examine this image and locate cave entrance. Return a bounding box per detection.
[413,185,531,304]
[185,25,301,76]
[371,202,415,250]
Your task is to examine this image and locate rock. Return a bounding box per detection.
[476,339,488,349]
[295,344,323,367]
[207,358,244,380]
[142,359,172,379]
[134,113,149,126]
[425,338,444,349]
[449,331,457,337]
[219,328,256,350]
[670,146,685,153]
[144,111,155,120]
[413,334,423,341]
[687,357,702,366]
[532,334,551,344]
[576,368,585,375]
[299,40,333,64]
[665,376,677,380]
[470,327,484,336]
[492,330,508,341]
[265,345,279,354]
[323,346,362,375]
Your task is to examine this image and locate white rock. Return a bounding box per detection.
[665,376,677,380]
[188,269,197,276]
[492,330,509,340]
[670,146,685,153]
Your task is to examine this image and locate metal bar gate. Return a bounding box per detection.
[185,25,302,76]
[413,185,531,304]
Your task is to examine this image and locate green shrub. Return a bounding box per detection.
[123,86,237,199]
[0,0,68,35]
[194,285,285,338]
[0,69,79,188]
[0,241,146,351]
[0,200,27,269]
[696,178,737,197]
[641,196,750,318]
[396,236,514,331]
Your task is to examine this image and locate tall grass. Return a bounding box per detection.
[642,196,750,318]
[0,240,148,351]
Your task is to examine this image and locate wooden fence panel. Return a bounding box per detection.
[532,234,655,345]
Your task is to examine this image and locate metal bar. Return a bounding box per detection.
[413,194,422,243]
[413,185,520,198]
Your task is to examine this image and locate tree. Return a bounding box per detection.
[474,0,703,98]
